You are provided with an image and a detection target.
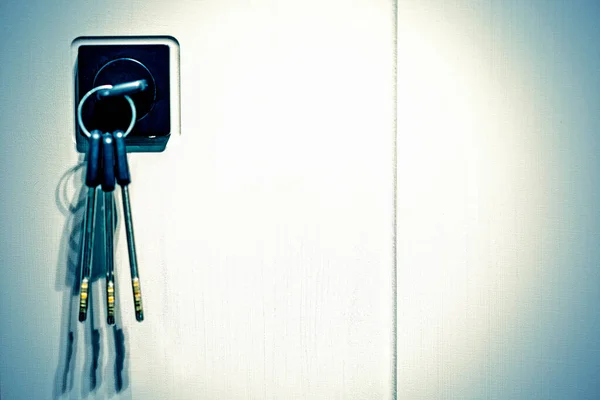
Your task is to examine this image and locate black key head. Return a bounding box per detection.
[85,130,102,188]
[101,132,116,192]
[113,130,131,186]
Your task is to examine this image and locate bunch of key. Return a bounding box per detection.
[78,81,147,324]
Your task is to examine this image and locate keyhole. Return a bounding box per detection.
[91,58,157,133]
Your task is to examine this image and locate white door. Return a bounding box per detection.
[4,1,599,399]
[0,0,395,399]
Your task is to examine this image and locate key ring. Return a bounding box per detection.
[77,84,137,139]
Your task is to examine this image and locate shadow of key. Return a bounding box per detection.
[53,163,86,397]
[53,159,129,398]
[114,326,127,392]
[81,185,110,396]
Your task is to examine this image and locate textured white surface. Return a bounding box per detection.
[3,0,600,399]
[0,0,395,399]
[397,1,600,399]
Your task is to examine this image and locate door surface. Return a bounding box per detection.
[396,1,600,399]
[0,0,395,399]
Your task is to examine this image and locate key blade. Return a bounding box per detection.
[79,129,101,323]
[86,131,102,188]
[101,133,116,192]
[121,186,144,322]
[78,188,98,322]
[104,192,116,325]
[113,130,131,185]
[113,132,145,322]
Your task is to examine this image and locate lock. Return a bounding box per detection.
[75,40,174,152]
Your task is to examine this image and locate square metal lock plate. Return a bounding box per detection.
[73,36,180,152]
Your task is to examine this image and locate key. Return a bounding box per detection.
[78,130,102,322]
[101,132,117,325]
[113,130,144,321]
[96,79,149,100]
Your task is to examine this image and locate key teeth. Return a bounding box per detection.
[107,282,115,325]
[79,279,89,322]
[132,278,144,322]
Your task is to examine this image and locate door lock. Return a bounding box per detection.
[75,42,172,152]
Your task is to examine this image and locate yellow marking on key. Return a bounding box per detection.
[79,279,89,321]
[132,278,144,321]
[107,283,115,305]
[107,281,115,324]
[132,278,143,311]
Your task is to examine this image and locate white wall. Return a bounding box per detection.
[0,0,395,399]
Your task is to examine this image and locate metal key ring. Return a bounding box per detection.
[77,84,137,138]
